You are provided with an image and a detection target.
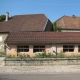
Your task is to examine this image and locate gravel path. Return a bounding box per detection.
[0,65,80,74]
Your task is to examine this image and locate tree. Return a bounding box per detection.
[53,22,62,32]
[0,14,12,22]
[0,15,6,22]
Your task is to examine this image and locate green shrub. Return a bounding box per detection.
[47,53,52,58]
[75,55,80,58]
[47,53,56,58]
[23,54,30,58]
[51,54,57,58]
[34,52,57,58]
[34,52,47,58]
[68,54,80,58]
[12,55,16,58]
[18,54,30,58]
[57,51,65,58]
[17,54,24,59]
[6,54,16,58]
[6,52,80,59]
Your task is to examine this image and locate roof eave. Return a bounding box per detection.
[62,28,80,30]
[5,42,80,44]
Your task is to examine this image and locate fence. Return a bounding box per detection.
[5,58,80,66]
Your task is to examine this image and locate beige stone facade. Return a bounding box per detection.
[6,45,52,57]
[57,44,80,56]
[6,44,80,57]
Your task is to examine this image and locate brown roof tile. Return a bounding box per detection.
[0,14,48,32]
[5,32,80,44]
[56,16,80,29]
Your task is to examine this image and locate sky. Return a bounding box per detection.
[0,0,80,22]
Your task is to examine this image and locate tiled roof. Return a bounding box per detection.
[5,32,80,44]
[0,14,48,32]
[56,16,80,29]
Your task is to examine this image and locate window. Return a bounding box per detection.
[0,36,2,41]
[63,45,74,52]
[33,46,45,52]
[17,46,29,52]
[78,45,80,52]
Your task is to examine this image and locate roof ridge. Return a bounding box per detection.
[54,15,65,22]
[55,15,80,22]
[14,13,45,17]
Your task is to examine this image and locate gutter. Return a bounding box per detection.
[62,28,80,30]
[5,42,80,44]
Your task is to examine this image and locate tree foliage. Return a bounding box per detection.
[53,22,62,32]
[0,15,6,22]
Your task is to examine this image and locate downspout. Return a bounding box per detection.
[56,44,57,56]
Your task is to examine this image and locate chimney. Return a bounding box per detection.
[5,12,9,21]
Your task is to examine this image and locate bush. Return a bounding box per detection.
[67,54,80,58]
[47,53,56,58]
[35,52,47,58]
[47,53,52,58]
[23,54,30,58]
[6,52,80,59]
[18,54,30,58]
[34,52,57,58]
[17,54,24,59]
[6,54,16,58]
[57,51,65,58]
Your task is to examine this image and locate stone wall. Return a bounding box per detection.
[5,58,80,66]
[0,57,5,66]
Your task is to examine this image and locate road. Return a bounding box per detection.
[0,73,80,80]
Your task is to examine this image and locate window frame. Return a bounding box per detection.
[17,46,29,52]
[33,46,45,52]
[63,45,74,52]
